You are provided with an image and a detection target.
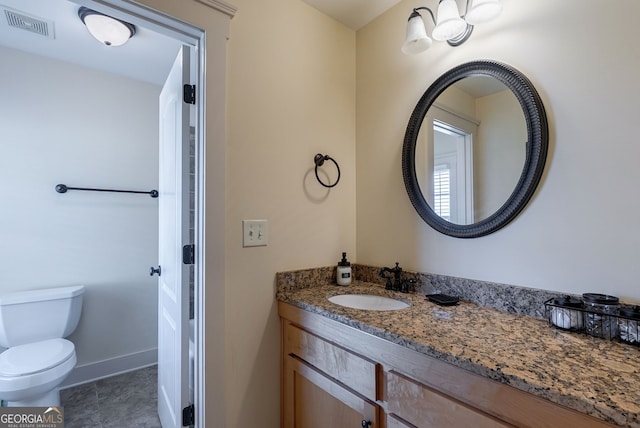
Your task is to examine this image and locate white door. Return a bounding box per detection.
[157,45,191,427]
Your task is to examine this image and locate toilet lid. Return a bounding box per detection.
[0,339,74,376]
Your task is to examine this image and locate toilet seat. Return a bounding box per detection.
[0,339,76,402]
[0,339,74,376]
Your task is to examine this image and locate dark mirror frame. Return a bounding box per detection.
[402,60,549,238]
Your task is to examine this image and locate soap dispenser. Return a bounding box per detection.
[336,252,352,286]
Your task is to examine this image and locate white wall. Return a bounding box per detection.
[357,0,640,303]
[475,89,526,219]
[0,46,160,367]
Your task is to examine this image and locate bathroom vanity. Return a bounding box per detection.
[278,276,640,428]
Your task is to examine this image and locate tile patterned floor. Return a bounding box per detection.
[60,365,160,428]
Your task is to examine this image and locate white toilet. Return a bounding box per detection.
[0,285,84,407]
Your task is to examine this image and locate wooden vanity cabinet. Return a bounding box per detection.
[279,302,616,428]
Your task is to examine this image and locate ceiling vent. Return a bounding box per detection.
[3,7,54,39]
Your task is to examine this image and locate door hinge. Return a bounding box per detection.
[183,244,195,265]
[182,404,195,426]
[183,84,196,104]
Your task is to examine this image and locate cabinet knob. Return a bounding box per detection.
[361,420,372,428]
[149,266,161,276]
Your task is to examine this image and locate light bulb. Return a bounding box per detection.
[402,12,433,54]
[79,7,135,47]
[465,0,502,25]
[432,0,467,41]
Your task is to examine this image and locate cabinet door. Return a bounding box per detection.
[387,371,512,428]
[283,355,379,428]
[284,322,379,401]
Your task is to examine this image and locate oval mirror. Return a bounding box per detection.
[402,61,548,238]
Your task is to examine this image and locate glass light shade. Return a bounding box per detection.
[402,13,433,54]
[465,0,502,25]
[432,0,467,41]
[83,14,133,46]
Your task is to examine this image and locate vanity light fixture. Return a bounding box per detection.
[402,0,502,54]
[78,7,136,47]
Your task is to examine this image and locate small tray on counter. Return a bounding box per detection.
[426,293,460,306]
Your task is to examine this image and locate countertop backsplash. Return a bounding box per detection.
[277,264,576,319]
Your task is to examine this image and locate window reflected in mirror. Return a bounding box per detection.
[415,75,526,225]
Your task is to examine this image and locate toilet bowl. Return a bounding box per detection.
[0,286,84,406]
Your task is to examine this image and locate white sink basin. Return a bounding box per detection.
[328,294,410,311]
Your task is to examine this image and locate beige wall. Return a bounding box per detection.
[226,1,355,425]
[357,0,640,303]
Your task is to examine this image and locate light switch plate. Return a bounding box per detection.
[243,220,268,247]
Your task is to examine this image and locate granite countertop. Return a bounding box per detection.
[277,279,640,428]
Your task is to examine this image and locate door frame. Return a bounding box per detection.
[74,1,233,425]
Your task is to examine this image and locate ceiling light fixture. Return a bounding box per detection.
[78,7,136,47]
[402,0,502,55]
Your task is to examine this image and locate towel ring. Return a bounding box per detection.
[314,154,341,188]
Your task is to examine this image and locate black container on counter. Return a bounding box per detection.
[582,293,620,340]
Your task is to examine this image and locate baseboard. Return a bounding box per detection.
[60,348,158,389]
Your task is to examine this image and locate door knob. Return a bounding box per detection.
[361,421,372,427]
[150,266,161,276]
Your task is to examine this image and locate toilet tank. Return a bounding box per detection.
[0,285,85,348]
